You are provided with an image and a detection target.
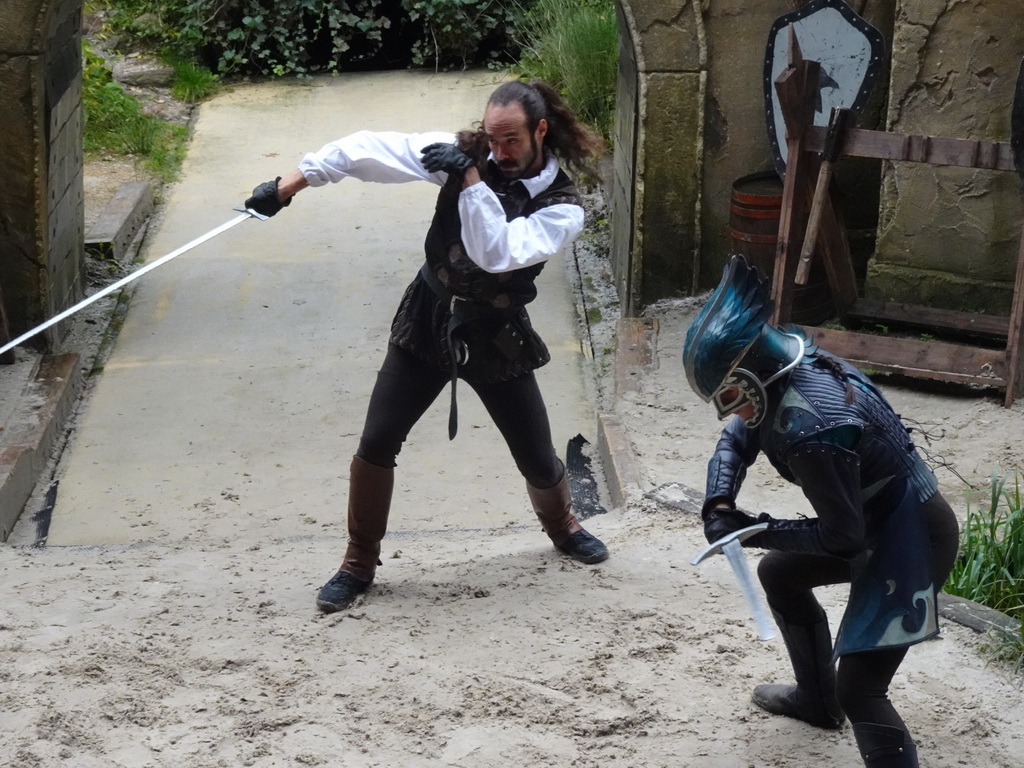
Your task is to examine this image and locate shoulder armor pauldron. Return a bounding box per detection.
[767,364,865,453]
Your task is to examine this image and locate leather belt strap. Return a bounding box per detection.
[418,263,493,440]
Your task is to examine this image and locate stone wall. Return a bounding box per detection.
[0,0,85,345]
[870,0,1024,314]
[611,1,706,314]
[614,0,1023,317]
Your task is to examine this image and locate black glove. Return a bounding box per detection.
[244,177,292,217]
[702,506,759,545]
[421,142,474,177]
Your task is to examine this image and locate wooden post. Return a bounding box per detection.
[771,28,820,325]
[1003,224,1024,406]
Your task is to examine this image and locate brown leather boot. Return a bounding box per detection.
[527,469,609,564]
[316,456,393,613]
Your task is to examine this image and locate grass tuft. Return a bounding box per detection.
[945,469,1024,674]
[511,0,618,143]
[82,40,191,183]
[168,57,220,104]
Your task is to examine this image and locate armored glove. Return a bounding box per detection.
[421,142,474,177]
[244,177,292,217]
[702,505,759,545]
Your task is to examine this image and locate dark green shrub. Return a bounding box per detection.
[186,0,395,76]
[96,0,523,77]
[401,0,523,70]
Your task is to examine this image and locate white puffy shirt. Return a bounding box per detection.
[297,130,585,273]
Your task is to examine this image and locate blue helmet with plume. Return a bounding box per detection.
[682,255,805,427]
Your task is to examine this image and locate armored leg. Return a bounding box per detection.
[852,722,919,767]
[752,607,845,729]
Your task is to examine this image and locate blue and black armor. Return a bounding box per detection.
[685,255,943,656]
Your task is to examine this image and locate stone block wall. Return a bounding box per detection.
[0,0,85,345]
[612,1,706,314]
[870,0,1024,314]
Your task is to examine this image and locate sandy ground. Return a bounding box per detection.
[3,106,1024,768]
[4,237,1024,767]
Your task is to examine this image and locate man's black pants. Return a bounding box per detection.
[356,343,563,489]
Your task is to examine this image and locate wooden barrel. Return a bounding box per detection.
[728,171,836,325]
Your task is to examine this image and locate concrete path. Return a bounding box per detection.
[6,70,604,548]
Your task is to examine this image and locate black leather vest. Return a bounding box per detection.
[389,160,582,383]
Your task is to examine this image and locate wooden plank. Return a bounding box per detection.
[805,126,1015,171]
[85,181,153,263]
[771,57,820,325]
[614,316,659,397]
[802,326,1007,387]
[845,298,1009,342]
[811,180,858,314]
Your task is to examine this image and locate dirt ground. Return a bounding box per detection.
[2,111,1024,767]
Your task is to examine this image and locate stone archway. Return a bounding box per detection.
[0,0,85,350]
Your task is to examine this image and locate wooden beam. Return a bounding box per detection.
[85,182,153,263]
[771,53,820,325]
[804,126,1015,171]
[808,178,858,314]
[802,326,1007,387]
[614,316,659,397]
[845,298,1010,343]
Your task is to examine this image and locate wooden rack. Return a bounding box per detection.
[770,44,1024,407]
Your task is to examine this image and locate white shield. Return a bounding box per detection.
[764,0,885,176]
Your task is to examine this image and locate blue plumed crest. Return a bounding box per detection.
[682,255,774,401]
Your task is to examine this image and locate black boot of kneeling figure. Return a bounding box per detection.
[316,570,371,613]
[752,609,845,730]
[852,723,919,767]
[557,529,609,564]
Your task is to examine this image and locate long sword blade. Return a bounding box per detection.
[0,210,255,358]
[722,538,776,641]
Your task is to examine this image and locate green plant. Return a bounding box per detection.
[168,57,220,102]
[946,469,1024,671]
[983,622,1024,678]
[402,0,522,70]
[82,40,189,182]
[97,0,523,77]
[181,0,394,77]
[511,0,617,141]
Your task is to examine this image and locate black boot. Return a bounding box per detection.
[852,723,919,767]
[751,608,845,729]
[316,456,392,613]
[526,468,609,564]
[316,570,371,613]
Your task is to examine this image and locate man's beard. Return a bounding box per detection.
[498,135,540,179]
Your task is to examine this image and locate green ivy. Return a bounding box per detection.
[95,0,524,77]
[401,0,522,70]
[178,0,393,76]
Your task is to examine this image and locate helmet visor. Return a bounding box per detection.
[712,385,748,419]
[711,369,767,427]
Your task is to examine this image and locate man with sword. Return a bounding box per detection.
[242,79,609,614]
[682,255,959,767]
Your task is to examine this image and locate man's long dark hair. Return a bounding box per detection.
[458,80,606,178]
